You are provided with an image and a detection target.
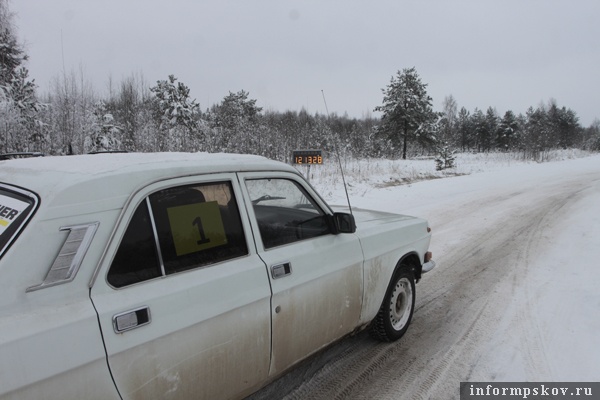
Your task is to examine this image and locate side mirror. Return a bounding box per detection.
[332,212,356,234]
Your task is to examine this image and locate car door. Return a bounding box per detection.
[90,174,272,400]
[237,171,364,375]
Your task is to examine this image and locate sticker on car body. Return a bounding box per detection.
[0,195,29,234]
[167,201,228,256]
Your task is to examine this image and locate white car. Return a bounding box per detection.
[0,152,435,400]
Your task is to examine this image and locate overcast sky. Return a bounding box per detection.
[11,0,600,126]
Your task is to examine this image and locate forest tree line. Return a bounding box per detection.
[2,68,598,162]
[1,1,599,162]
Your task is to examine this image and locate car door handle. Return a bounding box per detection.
[271,262,292,279]
[113,306,151,333]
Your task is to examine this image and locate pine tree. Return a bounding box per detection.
[483,107,498,152]
[546,100,581,149]
[211,90,262,153]
[435,142,456,171]
[524,107,550,160]
[0,0,45,153]
[150,75,201,151]
[496,110,519,151]
[85,101,122,153]
[374,67,438,159]
[583,120,600,151]
[0,0,26,87]
[457,107,473,152]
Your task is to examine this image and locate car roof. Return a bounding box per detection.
[0,152,298,212]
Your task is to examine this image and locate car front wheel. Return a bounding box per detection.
[370,265,415,342]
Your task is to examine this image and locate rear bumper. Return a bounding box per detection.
[422,260,436,273]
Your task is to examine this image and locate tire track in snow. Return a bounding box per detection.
[507,184,594,380]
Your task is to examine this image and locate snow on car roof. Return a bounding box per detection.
[0,152,297,211]
[0,152,282,174]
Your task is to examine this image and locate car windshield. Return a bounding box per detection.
[0,185,38,260]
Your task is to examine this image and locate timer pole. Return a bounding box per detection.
[321,90,353,216]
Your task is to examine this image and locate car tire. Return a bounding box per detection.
[370,265,415,342]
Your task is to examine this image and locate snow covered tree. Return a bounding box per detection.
[546,100,581,149]
[457,107,474,151]
[44,68,98,155]
[523,106,550,160]
[211,90,262,153]
[374,67,438,159]
[496,110,519,151]
[84,101,121,153]
[1,67,46,152]
[109,74,144,151]
[439,95,458,147]
[150,75,201,151]
[0,0,25,87]
[435,142,456,171]
[482,107,498,151]
[583,119,600,151]
[470,107,497,152]
[0,0,45,153]
[470,109,485,152]
[214,90,261,131]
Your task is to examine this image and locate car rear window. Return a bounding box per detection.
[0,184,39,259]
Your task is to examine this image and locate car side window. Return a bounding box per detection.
[107,200,162,287]
[245,178,331,249]
[108,181,247,287]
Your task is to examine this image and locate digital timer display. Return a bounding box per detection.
[292,150,323,165]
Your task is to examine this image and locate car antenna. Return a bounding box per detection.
[321,90,353,216]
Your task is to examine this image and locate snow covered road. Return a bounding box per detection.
[249,154,600,399]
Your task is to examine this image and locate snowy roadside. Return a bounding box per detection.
[301,150,592,208]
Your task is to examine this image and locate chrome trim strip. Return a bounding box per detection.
[26,222,99,292]
[146,197,166,277]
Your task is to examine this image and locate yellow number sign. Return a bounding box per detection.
[166,201,227,256]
